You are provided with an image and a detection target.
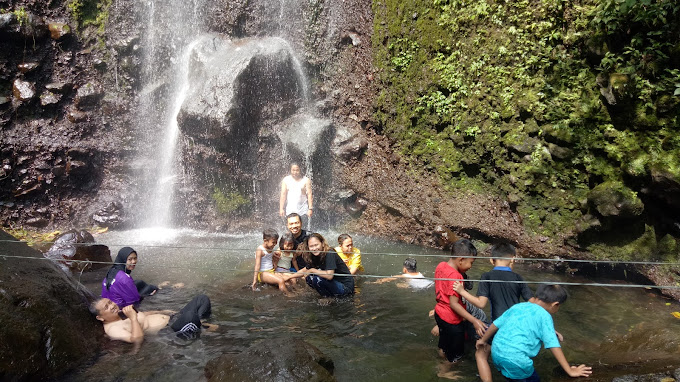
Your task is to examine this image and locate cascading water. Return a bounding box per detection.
[133,0,333,230]
[133,0,205,229]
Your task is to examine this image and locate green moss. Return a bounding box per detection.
[67,0,111,34]
[372,0,680,237]
[212,188,251,215]
[587,224,676,262]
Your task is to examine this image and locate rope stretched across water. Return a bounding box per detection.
[1,253,679,291]
[1,239,678,266]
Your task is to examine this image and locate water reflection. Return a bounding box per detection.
[68,230,680,381]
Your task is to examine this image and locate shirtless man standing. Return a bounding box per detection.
[91,294,213,343]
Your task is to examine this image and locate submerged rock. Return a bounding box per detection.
[205,338,335,382]
[0,230,102,380]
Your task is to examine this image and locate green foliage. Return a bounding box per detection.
[67,0,111,34]
[212,187,251,215]
[373,0,680,237]
[13,7,29,26]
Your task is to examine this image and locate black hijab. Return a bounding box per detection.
[105,247,136,290]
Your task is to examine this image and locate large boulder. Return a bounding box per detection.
[588,181,644,218]
[204,338,335,382]
[177,35,305,142]
[44,229,111,273]
[0,230,102,381]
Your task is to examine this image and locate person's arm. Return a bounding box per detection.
[452,281,488,308]
[476,323,498,348]
[272,250,281,269]
[291,255,300,271]
[549,347,592,377]
[449,294,487,337]
[105,305,144,344]
[306,267,334,280]
[279,180,288,217]
[252,249,262,290]
[305,178,313,217]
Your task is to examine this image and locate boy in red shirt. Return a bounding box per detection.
[434,239,487,377]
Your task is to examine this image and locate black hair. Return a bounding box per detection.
[535,284,568,304]
[338,233,352,245]
[450,239,477,258]
[279,233,295,248]
[403,257,417,272]
[89,299,101,316]
[491,243,516,259]
[263,228,279,241]
[286,212,301,222]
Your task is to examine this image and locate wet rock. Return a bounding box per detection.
[40,90,62,106]
[344,196,368,217]
[546,143,572,160]
[44,229,111,273]
[332,128,368,163]
[17,62,39,73]
[12,79,36,101]
[0,13,15,30]
[205,338,335,382]
[45,82,72,93]
[597,73,630,106]
[67,109,88,123]
[434,225,459,248]
[112,35,140,55]
[48,22,71,40]
[67,160,90,176]
[643,169,680,211]
[25,217,49,227]
[74,82,103,109]
[177,35,304,141]
[588,181,644,218]
[0,230,102,380]
[92,202,125,228]
[509,137,540,155]
[0,96,9,105]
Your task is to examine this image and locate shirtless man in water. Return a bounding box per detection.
[92,294,214,343]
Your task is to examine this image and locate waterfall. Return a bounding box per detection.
[130,0,333,229]
[134,0,205,228]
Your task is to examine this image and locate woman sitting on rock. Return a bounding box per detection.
[101,247,158,308]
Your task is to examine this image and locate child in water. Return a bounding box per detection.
[335,234,364,275]
[274,233,298,286]
[252,229,291,294]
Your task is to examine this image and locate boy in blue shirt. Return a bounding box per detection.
[453,243,533,382]
[476,285,592,382]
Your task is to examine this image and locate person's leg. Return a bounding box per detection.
[505,370,540,382]
[476,343,492,382]
[170,294,212,337]
[261,271,289,293]
[305,275,347,297]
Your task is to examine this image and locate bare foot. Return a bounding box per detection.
[428,309,435,318]
[437,362,462,380]
[158,281,170,288]
[431,325,440,337]
[172,283,185,289]
[202,323,219,332]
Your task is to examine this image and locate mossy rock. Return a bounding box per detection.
[588,181,644,218]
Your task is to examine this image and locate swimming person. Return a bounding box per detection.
[101,247,157,308]
[334,234,364,275]
[371,257,433,289]
[279,163,313,230]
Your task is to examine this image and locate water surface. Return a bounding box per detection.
[69,229,680,381]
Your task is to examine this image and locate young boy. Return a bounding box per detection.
[477,285,592,382]
[372,257,434,289]
[251,229,291,294]
[453,243,534,382]
[434,239,487,377]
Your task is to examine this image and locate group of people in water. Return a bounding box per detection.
[88,163,593,381]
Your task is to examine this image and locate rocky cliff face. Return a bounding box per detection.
[1,0,678,295]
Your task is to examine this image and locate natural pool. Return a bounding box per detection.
[66,228,680,381]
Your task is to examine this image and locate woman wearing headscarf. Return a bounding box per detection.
[101,247,157,308]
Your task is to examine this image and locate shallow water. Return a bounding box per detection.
[67,228,680,381]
